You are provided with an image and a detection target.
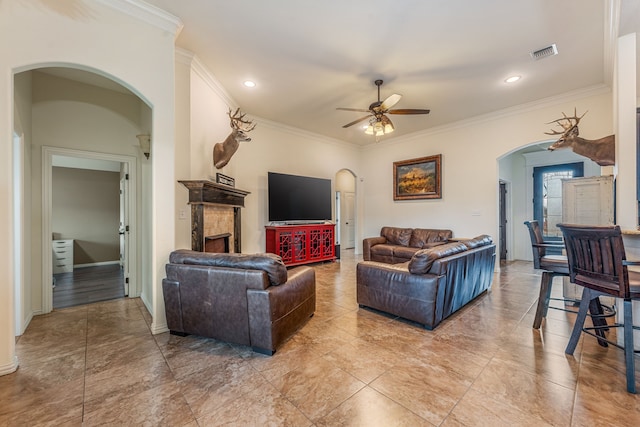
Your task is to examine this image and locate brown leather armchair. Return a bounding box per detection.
[162,250,315,355]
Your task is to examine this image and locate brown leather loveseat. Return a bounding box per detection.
[162,249,315,355]
[357,235,495,329]
[363,226,453,264]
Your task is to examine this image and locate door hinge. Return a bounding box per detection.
[125,277,129,284]
[126,225,130,232]
[126,173,129,180]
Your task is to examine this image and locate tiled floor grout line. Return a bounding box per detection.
[81,306,89,424]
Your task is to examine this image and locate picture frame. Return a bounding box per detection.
[393,154,442,200]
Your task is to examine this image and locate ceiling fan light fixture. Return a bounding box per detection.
[364,124,374,135]
[339,79,430,138]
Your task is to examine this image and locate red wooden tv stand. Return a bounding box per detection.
[265,223,336,266]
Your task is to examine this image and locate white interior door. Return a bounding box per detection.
[342,191,356,249]
[119,165,130,296]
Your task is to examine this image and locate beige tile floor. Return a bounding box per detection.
[2,250,640,426]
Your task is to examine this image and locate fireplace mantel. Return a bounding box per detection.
[179,180,250,207]
[179,180,250,252]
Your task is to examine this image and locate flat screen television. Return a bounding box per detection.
[268,172,332,223]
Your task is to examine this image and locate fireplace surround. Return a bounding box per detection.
[179,180,250,253]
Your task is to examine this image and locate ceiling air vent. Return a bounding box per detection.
[530,44,558,60]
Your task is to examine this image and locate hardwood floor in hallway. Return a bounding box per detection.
[53,264,125,309]
[3,250,639,425]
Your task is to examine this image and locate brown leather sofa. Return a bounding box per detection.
[357,235,495,329]
[363,226,453,264]
[162,249,315,355]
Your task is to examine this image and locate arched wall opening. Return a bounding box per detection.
[13,65,151,329]
[335,169,357,254]
[1,0,181,375]
[497,139,606,263]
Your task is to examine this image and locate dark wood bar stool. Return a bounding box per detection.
[524,220,610,337]
[558,223,640,393]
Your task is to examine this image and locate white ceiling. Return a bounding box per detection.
[43,0,640,146]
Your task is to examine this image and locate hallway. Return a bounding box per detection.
[53,264,125,309]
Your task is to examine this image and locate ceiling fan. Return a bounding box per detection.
[337,79,430,136]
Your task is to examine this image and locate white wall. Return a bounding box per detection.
[174,50,193,251]
[52,167,121,264]
[615,33,638,229]
[13,72,33,336]
[0,0,180,374]
[360,89,614,251]
[30,72,145,307]
[176,58,363,254]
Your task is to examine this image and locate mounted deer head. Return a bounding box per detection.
[213,108,256,169]
[545,109,615,166]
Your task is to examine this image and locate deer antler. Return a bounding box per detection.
[544,108,587,136]
[228,108,256,132]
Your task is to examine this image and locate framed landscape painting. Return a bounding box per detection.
[393,154,442,200]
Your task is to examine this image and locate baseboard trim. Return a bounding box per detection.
[74,261,121,269]
[0,356,19,376]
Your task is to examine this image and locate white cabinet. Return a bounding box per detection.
[562,175,614,226]
[561,175,614,301]
[52,239,74,274]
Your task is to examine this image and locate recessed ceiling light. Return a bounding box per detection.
[504,75,521,84]
[243,80,256,88]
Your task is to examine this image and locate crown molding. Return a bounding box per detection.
[372,83,612,149]
[175,48,195,66]
[254,116,359,150]
[96,0,183,37]
[189,54,237,108]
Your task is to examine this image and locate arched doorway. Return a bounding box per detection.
[13,66,151,328]
[497,141,603,262]
[335,169,357,253]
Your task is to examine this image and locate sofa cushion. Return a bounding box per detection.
[370,244,395,257]
[380,226,413,247]
[408,242,468,274]
[409,228,453,248]
[462,234,493,249]
[169,249,288,286]
[393,245,420,260]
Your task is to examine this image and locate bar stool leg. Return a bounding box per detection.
[533,271,553,329]
[623,299,636,393]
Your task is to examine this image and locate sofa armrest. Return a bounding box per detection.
[363,236,387,261]
[356,261,442,327]
[247,266,316,353]
[162,278,184,333]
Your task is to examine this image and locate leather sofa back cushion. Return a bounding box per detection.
[169,249,288,286]
[463,234,493,249]
[381,227,413,247]
[408,242,468,274]
[409,228,453,248]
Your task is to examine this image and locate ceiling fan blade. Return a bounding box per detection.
[380,94,402,111]
[336,107,371,113]
[388,108,431,115]
[342,115,372,128]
